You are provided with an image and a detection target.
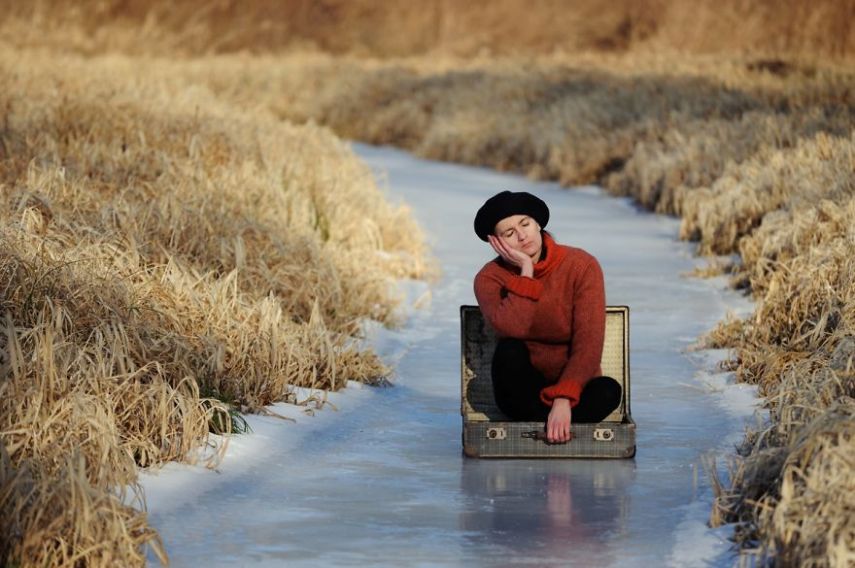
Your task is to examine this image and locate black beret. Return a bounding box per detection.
[473,191,550,241]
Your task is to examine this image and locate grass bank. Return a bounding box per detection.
[0,47,429,566]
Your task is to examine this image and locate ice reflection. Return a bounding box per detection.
[459,459,636,564]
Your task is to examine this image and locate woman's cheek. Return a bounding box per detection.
[505,238,522,252]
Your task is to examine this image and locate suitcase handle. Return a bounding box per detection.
[521,430,574,445]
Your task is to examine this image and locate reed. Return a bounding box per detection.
[1,0,852,59]
[0,45,429,567]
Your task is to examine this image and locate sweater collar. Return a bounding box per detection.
[532,232,566,278]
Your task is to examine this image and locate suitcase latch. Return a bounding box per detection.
[593,428,615,442]
[486,427,507,440]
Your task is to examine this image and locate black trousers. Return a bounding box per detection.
[491,338,622,422]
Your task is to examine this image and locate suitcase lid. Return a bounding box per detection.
[460,305,631,422]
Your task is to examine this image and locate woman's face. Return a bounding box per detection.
[494,214,543,261]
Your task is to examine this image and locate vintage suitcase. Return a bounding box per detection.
[461,305,636,458]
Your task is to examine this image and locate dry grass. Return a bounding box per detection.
[1,2,853,566]
[1,0,852,59]
[1,447,167,566]
[0,45,429,568]
[706,194,854,566]
[163,52,850,198]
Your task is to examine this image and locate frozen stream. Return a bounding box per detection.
[141,144,759,567]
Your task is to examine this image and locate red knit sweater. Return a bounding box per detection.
[473,232,606,408]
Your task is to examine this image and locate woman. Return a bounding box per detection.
[473,190,622,444]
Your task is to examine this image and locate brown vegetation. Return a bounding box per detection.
[1,1,853,566]
[1,0,853,59]
[0,45,428,568]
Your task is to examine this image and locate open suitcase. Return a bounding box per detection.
[461,305,636,458]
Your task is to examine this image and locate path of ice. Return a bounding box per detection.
[141,144,760,567]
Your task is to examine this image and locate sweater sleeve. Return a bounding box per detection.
[473,264,542,338]
[540,258,606,407]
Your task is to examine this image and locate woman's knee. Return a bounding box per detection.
[590,376,622,408]
[492,337,528,366]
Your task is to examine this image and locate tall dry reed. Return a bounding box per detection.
[0,45,429,567]
[1,0,852,59]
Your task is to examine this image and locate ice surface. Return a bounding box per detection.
[140,144,761,567]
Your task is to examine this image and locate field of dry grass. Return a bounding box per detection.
[1,2,853,566]
[2,0,852,58]
[0,46,429,567]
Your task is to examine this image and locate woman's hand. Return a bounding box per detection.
[488,235,533,277]
[547,398,572,443]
